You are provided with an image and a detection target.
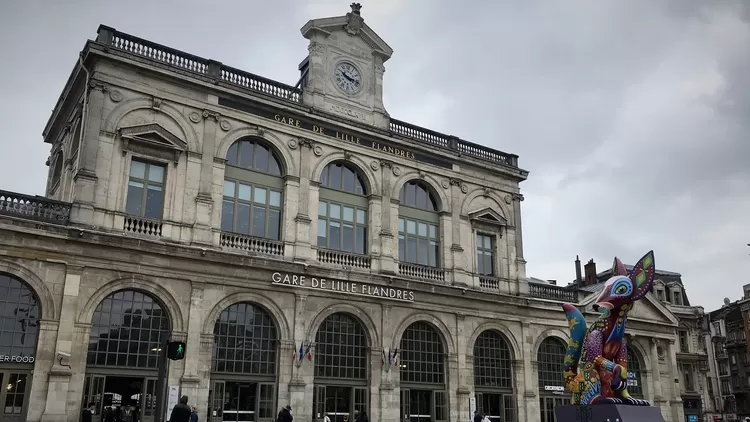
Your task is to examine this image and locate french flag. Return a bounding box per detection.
[381,348,387,365]
[391,349,399,366]
[305,342,313,361]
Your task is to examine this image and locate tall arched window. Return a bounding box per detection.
[537,337,569,422]
[84,290,172,420]
[398,181,440,268]
[317,162,368,255]
[87,290,171,368]
[313,313,369,422]
[222,139,284,240]
[211,302,278,422]
[474,330,515,422]
[627,347,644,398]
[400,322,447,422]
[49,150,63,193]
[0,274,40,422]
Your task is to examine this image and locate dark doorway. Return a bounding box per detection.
[84,375,158,422]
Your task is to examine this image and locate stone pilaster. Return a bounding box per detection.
[455,316,471,422]
[511,194,526,289]
[193,111,219,245]
[277,340,295,410]
[378,160,396,274]
[41,265,84,421]
[519,321,534,422]
[292,139,313,261]
[369,348,383,422]
[71,80,107,225]
[180,283,206,406]
[447,353,460,422]
[650,338,664,402]
[66,324,92,421]
[666,340,685,422]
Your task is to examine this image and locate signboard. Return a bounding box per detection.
[544,385,565,394]
[0,355,34,363]
[166,385,180,421]
[218,97,453,169]
[272,272,415,302]
[688,415,698,422]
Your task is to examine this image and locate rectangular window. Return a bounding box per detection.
[672,289,682,305]
[398,217,439,267]
[476,233,495,276]
[679,330,689,353]
[221,179,282,239]
[317,201,367,254]
[657,289,665,301]
[713,321,721,335]
[126,159,165,219]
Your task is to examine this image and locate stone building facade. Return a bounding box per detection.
[0,5,689,422]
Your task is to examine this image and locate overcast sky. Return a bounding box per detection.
[1,1,748,312]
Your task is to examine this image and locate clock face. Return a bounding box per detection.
[334,62,362,94]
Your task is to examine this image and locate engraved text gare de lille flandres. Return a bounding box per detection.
[271,272,415,302]
[273,114,417,160]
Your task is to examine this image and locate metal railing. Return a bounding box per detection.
[94,25,520,169]
[0,190,71,225]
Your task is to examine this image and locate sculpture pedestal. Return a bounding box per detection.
[555,404,665,422]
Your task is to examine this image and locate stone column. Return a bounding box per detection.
[288,293,312,422]
[41,265,84,421]
[65,324,92,421]
[380,305,398,422]
[455,314,470,422]
[650,338,664,402]
[193,111,220,245]
[277,340,295,409]
[519,322,535,422]
[369,348,384,422]
[449,179,470,287]
[378,160,396,274]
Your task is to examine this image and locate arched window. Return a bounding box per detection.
[212,302,277,375]
[70,117,82,157]
[314,313,368,379]
[0,274,40,360]
[400,322,447,422]
[627,347,644,398]
[87,290,170,368]
[474,330,515,422]
[222,139,284,240]
[317,162,368,255]
[398,181,440,267]
[537,337,569,422]
[312,313,369,421]
[211,302,278,422]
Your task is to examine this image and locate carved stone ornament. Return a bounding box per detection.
[202,110,220,122]
[441,179,449,189]
[343,151,353,161]
[392,166,401,176]
[152,97,163,110]
[461,184,469,194]
[288,139,298,150]
[504,194,512,204]
[189,112,201,123]
[109,90,123,103]
[308,41,325,54]
[418,171,426,179]
[379,159,393,169]
[257,126,266,137]
[345,3,364,36]
[313,146,323,156]
[219,120,231,132]
[370,161,380,171]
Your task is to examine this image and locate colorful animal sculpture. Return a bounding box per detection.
[561,251,655,406]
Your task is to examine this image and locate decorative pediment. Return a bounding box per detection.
[578,286,678,326]
[300,7,394,59]
[118,123,187,164]
[468,208,507,226]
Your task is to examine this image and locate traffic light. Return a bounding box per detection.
[166,341,186,360]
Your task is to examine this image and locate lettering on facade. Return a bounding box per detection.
[0,355,35,363]
[271,272,415,302]
[218,97,452,169]
[543,386,565,395]
[273,113,416,160]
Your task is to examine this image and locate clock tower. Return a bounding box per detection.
[299,3,393,129]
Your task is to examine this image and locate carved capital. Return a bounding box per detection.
[202,110,221,122]
[152,96,163,110]
[88,80,108,92]
[308,41,326,54]
[449,178,462,187]
[512,193,525,202]
[299,138,315,149]
[380,159,393,168]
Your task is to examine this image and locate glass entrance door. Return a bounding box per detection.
[83,374,156,422]
[211,381,275,422]
[539,396,570,422]
[313,386,367,422]
[0,372,30,422]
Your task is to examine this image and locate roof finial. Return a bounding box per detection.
[350,3,362,15]
[345,3,364,35]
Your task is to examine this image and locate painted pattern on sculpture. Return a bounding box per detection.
[561,250,655,406]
